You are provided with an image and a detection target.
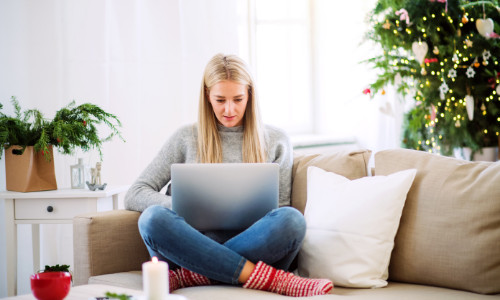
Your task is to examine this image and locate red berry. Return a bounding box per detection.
[57,137,61,143]
[83,120,87,126]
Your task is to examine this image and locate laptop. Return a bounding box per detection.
[171,163,279,231]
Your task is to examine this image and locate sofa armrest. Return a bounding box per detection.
[73,209,150,286]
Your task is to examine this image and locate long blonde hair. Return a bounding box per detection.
[197,54,267,163]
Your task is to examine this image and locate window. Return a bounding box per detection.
[252,0,314,134]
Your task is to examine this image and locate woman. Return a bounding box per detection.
[124,54,333,297]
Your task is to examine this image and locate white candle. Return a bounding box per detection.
[142,256,169,300]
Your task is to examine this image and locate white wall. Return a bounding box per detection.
[0,0,248,295]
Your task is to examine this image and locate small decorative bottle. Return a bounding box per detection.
[70,158,91,189]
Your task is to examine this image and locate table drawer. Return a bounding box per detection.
[15,198,91,220]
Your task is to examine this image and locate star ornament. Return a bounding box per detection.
[448,69,457,78]
[466,66,475,78]
[465,39,473,48]
[382,20,391,30]
[439,81,449,94]
[483,50,491,60]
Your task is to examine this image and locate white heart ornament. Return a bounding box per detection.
[379,102,395,117]
[412,41,428,65]
[466,95,474,121]
[476,18,494,38]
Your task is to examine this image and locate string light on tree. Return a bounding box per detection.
[365,0,500,156]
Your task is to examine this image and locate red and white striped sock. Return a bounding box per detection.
[168,268,212,293]
[242,261,333,297]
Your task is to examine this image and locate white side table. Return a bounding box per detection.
[1,186,130,297]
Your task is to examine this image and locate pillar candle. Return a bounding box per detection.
[142,257,169,300]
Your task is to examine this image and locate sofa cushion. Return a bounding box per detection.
[375,149,500,295]
[299,167,416,288]
[291,150,371,214]
[88,272,500,299]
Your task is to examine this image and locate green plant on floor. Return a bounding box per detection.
[363,0,500,158]
[0,96,125,161]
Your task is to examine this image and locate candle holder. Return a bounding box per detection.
[70,158,91,189]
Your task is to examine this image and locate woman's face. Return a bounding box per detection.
[207,80,249,127]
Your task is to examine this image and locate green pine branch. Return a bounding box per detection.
[0,97,125,161]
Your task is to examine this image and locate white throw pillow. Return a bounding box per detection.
[298,166,417,288]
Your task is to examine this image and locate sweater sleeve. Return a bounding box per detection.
[268,127,293,207]
[124,125,191,212]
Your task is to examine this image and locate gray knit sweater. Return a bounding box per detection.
[124,123,293,242]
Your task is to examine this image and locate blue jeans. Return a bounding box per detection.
[138,205,306,285]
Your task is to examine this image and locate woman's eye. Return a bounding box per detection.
[235,99,243,102]
[217,100,225,103]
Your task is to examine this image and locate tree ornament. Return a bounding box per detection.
[476,18,494,38]
[457,29,462,37]
[496,84,500,94]
[412,40,428,65]
[57,137,61,143]
[466,66,475,78]
[439,81,449,100]
[379,102,395,117]
[448,69,457,78]
[465,39,473,48]
[381,89,386,95]
[83,120,87,126]
[481,103,486,111]
[395,9,410,25]
[452,54,459,62]
[363,88,372,97]
[421,68,428,75]
[394,72,402,85]
[483,50,491,61]
[382,19,391,30]
[455,120,461,127]
[483,60,489,66]
[430,103,437,124]
[465,95,474,120]
[433,46,439,55]
[474,59,480,68]
[462,15,468,24]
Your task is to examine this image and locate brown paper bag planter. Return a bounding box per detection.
[5,145,58,192]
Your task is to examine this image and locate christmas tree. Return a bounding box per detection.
[364,0,500,159]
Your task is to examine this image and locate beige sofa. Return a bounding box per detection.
[73,149,500,299]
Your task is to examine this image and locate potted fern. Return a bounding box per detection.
[1,96,124,192]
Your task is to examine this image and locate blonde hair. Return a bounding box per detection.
[197,53,267,163]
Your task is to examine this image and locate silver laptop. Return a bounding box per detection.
[171,163,279,231]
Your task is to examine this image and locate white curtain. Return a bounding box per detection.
[312,0,408,167]
[0,0,248,295]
